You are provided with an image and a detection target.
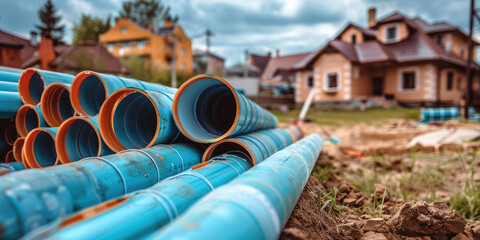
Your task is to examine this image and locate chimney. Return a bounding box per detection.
[267,52,271,58]
[30,31,38,46]
[275,49,280,57]
[368,8,376,28]
[38,34,56,70]
[164,18,173,28]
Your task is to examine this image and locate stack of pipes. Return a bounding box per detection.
[0,69,323,240]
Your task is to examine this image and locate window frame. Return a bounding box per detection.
[383,23,400,43]
[107,43,116,51]
[121,27,127,34]
[305,73,314,89]
[136,40,146,49]
[122,41,131,49]
[397,68,419,92]
[351,34,356,44]
[323,70,341,92]
[447,71,454,91]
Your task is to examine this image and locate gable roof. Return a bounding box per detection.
[335,23,376,40]
[262,52,312,79]
[0,30,24,48]
[295,12,477,70]
[249,54,271,75]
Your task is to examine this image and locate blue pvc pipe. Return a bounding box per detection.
[18,68,75,105]
[70,71,177,117]
[173,74,278,143]
[99,88,179,152]
[0,162,25,172]
[0,71,21,82]
[0,143,203,239]
[30,155,252,240]
[0,91,23,119]
[15,105,48,137]
[40,83,75,127]
[0,81,18,92]
[203,127,299,165]
[150,134,323,240]
[23,127,59,168]
[56,116,114,163]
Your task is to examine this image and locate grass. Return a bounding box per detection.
[271,107,420,125]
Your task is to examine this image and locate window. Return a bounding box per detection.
[122,42,131,49]
[386,27,397,41]
[400,71,416,91]
[326,72,338,91]
[447,72,454,90]
[435,35,443,45]
[351,35,356,44]
[457,77,463,90]
[268,72,273,78]
[445,41,452,53]
[121,27,127,34]
[107,43,116,51]
[306,75,314,89]
[182,63,186,71]
[136,40,146,49]
[182,48,186,57]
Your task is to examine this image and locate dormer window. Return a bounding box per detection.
[121,27,127,34]
[386,26,397,41]
[351,35,356,44]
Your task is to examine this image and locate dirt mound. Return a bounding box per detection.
[280,176,344,240]
[337,182,366,208]
[389,201,466,239]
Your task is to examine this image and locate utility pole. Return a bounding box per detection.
[205,28,213,54]
[465,0,475,119]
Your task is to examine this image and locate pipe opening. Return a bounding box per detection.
[206,141,254,164]
[42,84,75,126]
[29,72,44,104]
[58,118,100,163]
[4,124,17,145]
[16,105,40,137]
[175,77,238,142]
[112,92,158,149]
[5,151,13,163]
[13,137,25,162]
[19,69,45,105]
[77,75,106,116]
[27,130,57,167]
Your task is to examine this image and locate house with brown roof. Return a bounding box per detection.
[99,18,193,74]
[292,8,480,106]
[193,50,225,75]
[0,29,129,75]
[261,51,313,88]
[0,30,24,68]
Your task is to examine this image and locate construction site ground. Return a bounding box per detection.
[277,115,480,240]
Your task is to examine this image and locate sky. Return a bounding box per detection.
[0,0,475,66]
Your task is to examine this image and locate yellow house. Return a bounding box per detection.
[99,18,193,74]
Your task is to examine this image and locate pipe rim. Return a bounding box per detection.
[21,147,30,169]
[202,139,256,165]
[18,68,45,105]
[70,71,108,117]
[56,116,101,164]
[99,88,160,152]
[12,137,25,162]
[15,105,41,137]
[4,124,17,145]
[24,128,58,168]
[41,83,73,126]
[172,74,240,143]
[5,150,13,163]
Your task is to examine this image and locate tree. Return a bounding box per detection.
[36,0,65,45]
[117,0,178,29]
[72,14,111,43]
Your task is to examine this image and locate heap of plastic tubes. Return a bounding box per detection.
[0,68,323,240]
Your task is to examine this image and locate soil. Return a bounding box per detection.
[279,120,480,240]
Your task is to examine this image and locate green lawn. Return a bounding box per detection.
[271,107,420,126]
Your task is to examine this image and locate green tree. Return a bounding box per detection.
[72,14,111,43]
[36,0,65,45]
[117,0,178,29]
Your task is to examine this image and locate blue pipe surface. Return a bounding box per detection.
[15,105,48,137]
[0,81,18,92]
[30,155,251,240]
[173,74,278,143]
[0,91,23,119]
[18,68,75,105]
[150,134,323,240]
[0,143,203,239]
[99,88,179,152]
[0,162,25,172]
[70,71,177,117]
[0,71,20,82]
[56,116,114,163]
